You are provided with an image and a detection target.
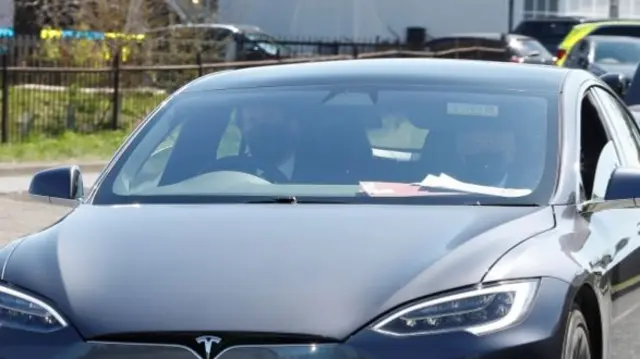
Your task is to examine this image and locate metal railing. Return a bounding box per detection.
[0,42,508,143]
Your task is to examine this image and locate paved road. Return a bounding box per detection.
[0,196,70,243]
[0,172,100,244]
[0,172,101,194]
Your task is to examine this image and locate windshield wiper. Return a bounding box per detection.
[467,202,540,207]
[243,196,348,204]
[245,196,298,204]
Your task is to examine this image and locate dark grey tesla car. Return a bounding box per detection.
[4,59,640,359]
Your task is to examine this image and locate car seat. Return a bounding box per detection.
[293,108,374,184]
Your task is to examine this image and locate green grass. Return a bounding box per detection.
[3,87,166,139]
[0,131,129,162]
[0,86,166,162]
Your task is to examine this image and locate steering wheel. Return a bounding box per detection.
[199,155,289,183]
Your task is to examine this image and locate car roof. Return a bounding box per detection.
[440,33,531,41]
[183,58,569,93]
[518,16,588,23]
[582,20,640,26]
[586,34,640,43]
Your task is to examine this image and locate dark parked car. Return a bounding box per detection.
[426,33,555,64]
[563,35,640,78]
[512,16,591,53]
[145,23,291,62]
[4,58,640,359]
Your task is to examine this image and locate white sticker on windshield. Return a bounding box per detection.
[447,102,499,117]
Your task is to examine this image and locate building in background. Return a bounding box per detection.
[218,0,524,40]
[523,0,640,19]
[0,0,13,28]
[219,0,640,40]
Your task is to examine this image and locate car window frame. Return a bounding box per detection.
[576,85,640,204]
[572,82,617,206]
[584,88,619,202]
[590,86,640,167]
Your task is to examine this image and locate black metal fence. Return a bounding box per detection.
[0,40,509,143]
[0,34,405,68]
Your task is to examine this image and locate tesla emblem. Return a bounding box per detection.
[195,335,221,359]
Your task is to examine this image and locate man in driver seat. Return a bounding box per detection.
[238,104,300,182]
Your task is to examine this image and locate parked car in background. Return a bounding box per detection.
[144,23,291,62]
[426,33,555,65]
[556,20,640,66]
[512,16,591,54]
[562,35,640,78]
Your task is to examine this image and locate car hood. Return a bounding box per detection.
[2,204,554,339]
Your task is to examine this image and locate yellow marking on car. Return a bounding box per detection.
[612,273,640,294]
[557,20,640,67]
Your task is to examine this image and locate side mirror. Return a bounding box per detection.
[28,165,84,206]
[604,167,640,201]
[600,73,631,98]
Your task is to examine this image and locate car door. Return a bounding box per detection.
[588,86,640,359]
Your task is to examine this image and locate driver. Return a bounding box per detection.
[454,124,516,187]
[238,104,300,182]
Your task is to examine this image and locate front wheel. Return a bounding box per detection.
[562,305,592,359]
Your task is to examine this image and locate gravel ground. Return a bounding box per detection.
[0,195,70,244]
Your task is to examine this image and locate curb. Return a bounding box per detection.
[0,161,108,177]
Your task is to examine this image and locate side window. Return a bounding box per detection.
[212,29,232,42]
[579,92,614,200]
[210,29,233,60]
[592,87,640,165]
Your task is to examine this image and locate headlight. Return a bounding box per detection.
[372,280,538,336]
[0,284,68,333]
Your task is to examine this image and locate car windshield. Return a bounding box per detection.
[93,85,558,205]
[594,39,640,64]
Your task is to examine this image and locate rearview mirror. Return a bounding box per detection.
[605,167,640,201]
[528,51,540,57]
[600,73,631,98]
[28,165,84,207]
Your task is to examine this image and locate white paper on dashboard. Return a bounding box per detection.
[359,182,395,195]
[416,173,532,198]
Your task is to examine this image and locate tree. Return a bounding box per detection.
[14,0,175,34]
[14,0,79,34]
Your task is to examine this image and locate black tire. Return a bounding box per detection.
[562,304,593,359]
